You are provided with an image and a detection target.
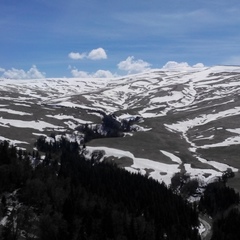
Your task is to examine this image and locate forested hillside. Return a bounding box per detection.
[0,138,200,240]
[199,180,240,239]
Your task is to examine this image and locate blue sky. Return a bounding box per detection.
[0,0,240,78]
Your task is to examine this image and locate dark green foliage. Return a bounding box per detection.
[198,181,240,217]
[2,135,240,239]
[199,180,240,239]
[76,123,104,142]
[180,179,199,197]
[102,114,121,132]
[1,138,201,239]
[76,114,142,142]
[36,135,66,153]
[170,172,200,198]
[38,137,200,239]
[0,141,32,193]
[211,208,240,240]
[3,131,240,240]
[1,205,37,240]
[171,172,190,191]
[221,168,235,182]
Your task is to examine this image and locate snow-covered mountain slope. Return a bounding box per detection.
[1,65,240,188]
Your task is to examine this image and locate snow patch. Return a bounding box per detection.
[86,146,180,186]
[160,150,182,164]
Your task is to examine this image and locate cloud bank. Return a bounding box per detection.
[162,61,205,70]
[69,58,206,78]
[71,68,115,78]
[1,58,206,80]
[0,65,45,79]
[68,47,107,60]
[70,55,153,78]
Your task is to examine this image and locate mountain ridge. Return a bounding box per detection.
[0,65,240,190]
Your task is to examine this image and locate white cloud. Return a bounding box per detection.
[93,70,114,78]
[88,48,107,60]
[162,61,190,69]
[193,63,205,68]
[118,56,151,74]
[68,47,107,60]
[1,65,45,79]
[71,69,90,78]
[0,67,5,72]
[68,52,86,60]
[71,68,114,78]
[162,61,205,70]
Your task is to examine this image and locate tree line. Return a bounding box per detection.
[1,135,240,240]
[1,138,200,240]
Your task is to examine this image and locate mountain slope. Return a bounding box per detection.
[0,65,240,189]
